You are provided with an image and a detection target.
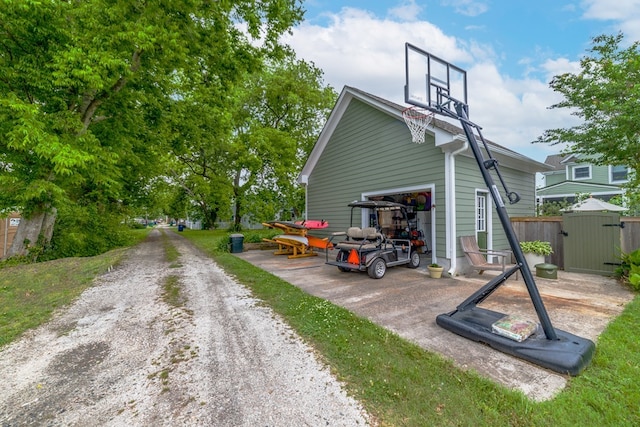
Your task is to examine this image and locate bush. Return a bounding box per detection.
[615,248,640,291]
[41,204,137,260]
[128,220,147,229]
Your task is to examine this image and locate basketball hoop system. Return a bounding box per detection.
[403,42,595,376]
[402,106,434,144]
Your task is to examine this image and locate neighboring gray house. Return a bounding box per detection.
[537,153,630,205]
[298,86,550,276]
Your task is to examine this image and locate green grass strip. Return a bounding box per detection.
[0,248,128,347]
[159,229,181,266]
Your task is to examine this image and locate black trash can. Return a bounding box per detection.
[230,233,244,253]
[178,224,184,232]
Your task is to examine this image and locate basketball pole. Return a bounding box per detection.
[454,103,558,340]
[433,96,595,374]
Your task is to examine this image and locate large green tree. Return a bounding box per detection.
[227,58,337,228]
[161,81,235,229]
[536,33,640,193]
[0,0,303,256]
[166,56,336,230]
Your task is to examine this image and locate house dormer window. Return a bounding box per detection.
[572,165,591,180]
[610,165,629,183]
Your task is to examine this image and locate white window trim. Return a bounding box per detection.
[609,165,629,184]
[572,165,592,181]
[475,189,492,250]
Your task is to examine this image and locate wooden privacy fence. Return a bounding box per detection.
[510,216,640,270]
[0,213,21,258]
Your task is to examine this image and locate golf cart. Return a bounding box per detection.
[325,200,425,279]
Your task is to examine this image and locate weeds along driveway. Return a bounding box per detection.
[235,248,635,402]
[0,229,369,426]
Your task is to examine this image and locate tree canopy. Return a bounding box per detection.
[536,33,640,193]
[0,0,309,256]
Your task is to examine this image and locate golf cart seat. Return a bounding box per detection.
[334,227,384,250]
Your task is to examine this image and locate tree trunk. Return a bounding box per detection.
[6,208,57,258]
[233,199,242,230]
[203,207,218,230]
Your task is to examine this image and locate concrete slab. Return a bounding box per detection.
[235,249,634,401]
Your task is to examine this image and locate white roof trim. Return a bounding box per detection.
[536,180,623,194]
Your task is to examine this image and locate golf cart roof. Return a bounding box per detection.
[348,200,406,210]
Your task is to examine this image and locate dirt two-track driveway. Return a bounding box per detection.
[0,229,369,426]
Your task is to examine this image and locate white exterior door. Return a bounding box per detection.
[476,192,488,250]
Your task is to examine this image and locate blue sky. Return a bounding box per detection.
[284,0,640,162]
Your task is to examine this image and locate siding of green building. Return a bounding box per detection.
[545,171,565,186]
[453,155,535,255]
[537,181,621,197]
[307,98,447,256]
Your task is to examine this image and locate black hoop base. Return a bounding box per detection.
[437,307,595,376]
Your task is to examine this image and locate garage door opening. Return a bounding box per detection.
[362,185,436,264]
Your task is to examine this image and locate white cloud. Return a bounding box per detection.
[541,57,582,80]
[284,7,588,161]
[581,0,640,21]
[468,64,577,157]
[285,8,471,92]
[442,0,489,17]
[388,0,423,21]
[581,0,640,40]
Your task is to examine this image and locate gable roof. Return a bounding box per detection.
[560,153,581,164]
[543,154,566,170]
[299,86,550,182]
[536,180,623,195]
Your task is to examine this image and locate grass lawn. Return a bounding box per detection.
[0,228,150,346]
[1,227,638,426]
[0,248,129,347]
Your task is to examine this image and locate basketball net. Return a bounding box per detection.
[402,106,434,144]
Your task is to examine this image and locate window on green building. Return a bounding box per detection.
[573,165,591,180]
[610,165,629,183]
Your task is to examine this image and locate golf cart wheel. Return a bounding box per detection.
[408,250,421,269]
[367,258,386,279]
[336,251,350,272]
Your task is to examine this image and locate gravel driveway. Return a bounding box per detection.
[0,229,370,426]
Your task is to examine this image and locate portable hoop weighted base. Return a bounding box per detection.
[404,43,595,375]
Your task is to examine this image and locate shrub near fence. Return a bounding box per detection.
[511,216,640,270]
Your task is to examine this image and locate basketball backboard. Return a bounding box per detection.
[404,43,467,114]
